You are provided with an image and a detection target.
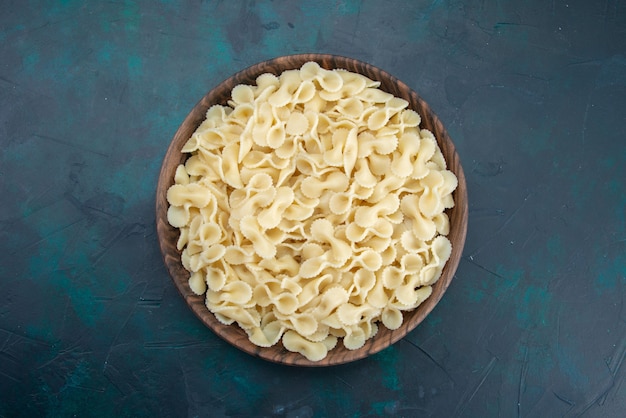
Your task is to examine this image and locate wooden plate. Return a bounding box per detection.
[156,54,468,366]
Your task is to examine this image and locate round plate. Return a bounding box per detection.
[156,54,468,366]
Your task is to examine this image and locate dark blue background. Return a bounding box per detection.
[1,0,625,416]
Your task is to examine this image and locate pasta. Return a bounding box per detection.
[166,61,457,361]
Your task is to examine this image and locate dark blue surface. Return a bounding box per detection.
[1,0,625,416]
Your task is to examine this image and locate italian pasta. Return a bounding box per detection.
[167,61,457,361]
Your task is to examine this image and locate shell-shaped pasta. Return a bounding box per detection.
[299,61,325,81]
[353,158,378,189]
[297,273,334,308]
[167,183,211,208]
[239,216,277,259]
[167,205,191,228]
[401,194,437,241]
[266,122,286,149]
[255,72,280,93]
[272,292,300,315]
[433,212,450,235]
[345,218,393,242]
[198,243,226,266]
[337,302,379,326]
[368,175,404,203]
[230,179,276,215]
[429,235,452,271]
[347,269,377,304]
[400,109,421,127]
[211,305,260,329]
[381,306,403,330]
[285,111,309,136]
[343,325,366,350]
[355,193,400,228]
[176,226,189,251]
[206,266,227,291]
[335,97,364,120]
[299,253,331,279]
[310,219,352,265]
[410,135,436,179]
[365,131,399,157]
[282,330,328,362]
[188,271,207,295]
[328,190,353,215]
[400,230,430,256]
[221,143,244,189]
[337,68,372,93]
[400,253,424,274]
[382,266,405,290]
[268,69,303,107]
[300,170,349,199]
[344,248,383,272]
[380,244,397,267]
[394,283,432,308]
[247,320,285,347]
[292,80,316,104]
[322,128,350,168]
[357,88,394,104]
[251,102,275,147]
[231,84,255,105]
[286,313,319,337]
[391,132,421,178]
[280,275,302,295]
[252,282,277,307]
[311,287,350,320]
[258,187,295,229]
[173,164,190,185]
[207,281,252,306]
[305,324,330,342]
[223,245,257,265]
[366,273,389,309]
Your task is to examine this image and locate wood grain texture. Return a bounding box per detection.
[156,54,468,367]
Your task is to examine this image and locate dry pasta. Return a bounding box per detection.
[167,61,457,361]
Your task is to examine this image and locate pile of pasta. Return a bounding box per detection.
[166,61,457,361]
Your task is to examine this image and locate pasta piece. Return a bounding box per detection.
[382,266,405,290]
[167,183,212,208]
[346,269,377,305]
[309,219,352,265]
[401,194,437,242]
[337,302,379,326]
[355,194,400,228]
[257,187,295,229]
[239,216,277,259]
[285,111,309,136]
[390,132,421,178]
[342,325,367,350]
[394,283,432,308]
[247,321,285,347]
[206,266,227,291]
[300,170,349,199]
[231,84,255,105]
[311,286,350,321]
[188,271,207,295]
[282,330,328,362]
[381,306,403,330]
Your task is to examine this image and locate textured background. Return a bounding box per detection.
[1,0,626,416]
